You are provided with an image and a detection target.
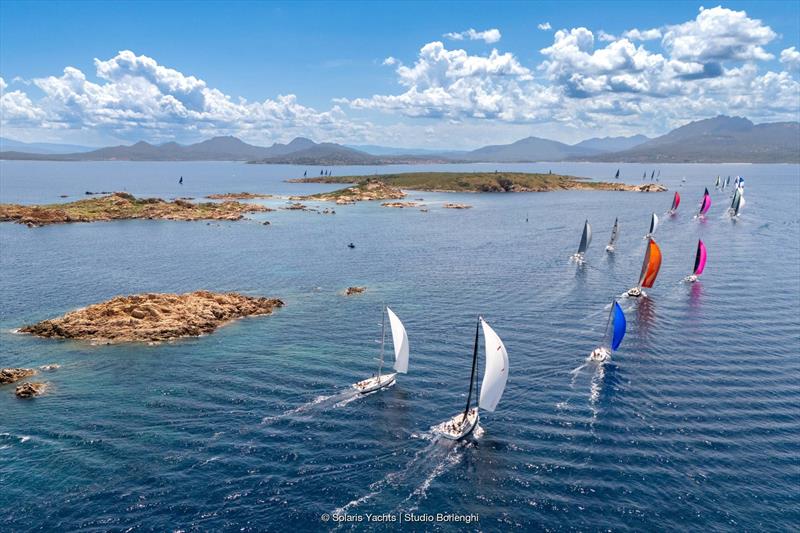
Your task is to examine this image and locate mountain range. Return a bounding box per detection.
[1,116,797,164]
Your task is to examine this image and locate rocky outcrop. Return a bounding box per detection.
[0,192,272,227]
[20,291,284,344]
[443,203,472,209]
[636,184,668,192]
[206,192,272,199]
[295,179,406,204]
[382,202,419,208]
[1,368,37,384]
[344,286,366,296]
[15,382,46,398]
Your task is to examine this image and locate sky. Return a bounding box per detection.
[1,0,799,149]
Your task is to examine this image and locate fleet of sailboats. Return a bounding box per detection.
[435,318,509,441]
[353,306,409,393]
[589,300,626,362]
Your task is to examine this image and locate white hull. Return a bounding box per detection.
[435,408,479,440]
[605,245,615,253]
[589,347,611,362]
[570,252,586,264]
[353,373,396,394]
[627,287,646,298]
[684,274,699,283]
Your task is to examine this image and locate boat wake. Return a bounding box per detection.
[332,432,469,519]
[261,389,360,424]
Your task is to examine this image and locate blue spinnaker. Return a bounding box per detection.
[611,301,626,351]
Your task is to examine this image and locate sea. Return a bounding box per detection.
[1,161,798,531]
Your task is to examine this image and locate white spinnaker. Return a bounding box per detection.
[478,319,508,412]
[387,307,409,373]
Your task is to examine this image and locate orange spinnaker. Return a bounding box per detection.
[640,239,662,288]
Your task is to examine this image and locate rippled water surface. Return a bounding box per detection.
[1,161,798,531]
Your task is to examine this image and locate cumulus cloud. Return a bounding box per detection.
[780,47,800,72]
[1,50,368,143]
[443,28,501,44]
[537,22,552,31]
[622,28,662,41]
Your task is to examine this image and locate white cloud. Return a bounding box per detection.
[780,47,800,72]
[537,22,552,31]
[622,28,662,41]
[383,56,397,66]
[1,50,368,144]
[597,31,617,42]
[443,28,502,44]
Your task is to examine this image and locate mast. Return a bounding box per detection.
[463,317,481,421]
[603,298,614,348]
[377,305,386,379]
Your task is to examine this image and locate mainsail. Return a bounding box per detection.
[671,191,681,211]
[638,239,663,288]
[693,239,707,277]
[478,319,508,413]
[577,220,592,254]
[615,169,620,179]
[715,176,720,188]
[648,212,659,235]
[608,217,619,247]
[386,307,409,373]
[731,187,745,216]
[699,188,712,216]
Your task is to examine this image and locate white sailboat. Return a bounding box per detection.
[435,318,509,441]
[605,217,619,253]
[644,212,658,239]
[353,306,409,394]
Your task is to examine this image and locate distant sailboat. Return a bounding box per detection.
[178,176,183,185]
[697,188,712,218]
[605,217,619,253]
[642,171,647,180]
[615,169,620,179]
[627,238,662,297]
[657,170,661,178]
[729,187,745,217]
[571,220,592,263]
[669,191,681,215]
[435,317,508,440]
[589,300,626,362]
[685,239,707,283]
[353,306,409,393]
[651,170,655,180]
[644,212,659,238]
[715,176,720,189]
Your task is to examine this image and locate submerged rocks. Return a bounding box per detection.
[443,203,472,209]
[381,201,419,208]
[15,382,46,398]
[1,368,37,384]
[344,286,366,296]
[19,291,285,344]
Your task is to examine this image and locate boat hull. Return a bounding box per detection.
[435,408,479,440]
[589,347,611,362]
[353,373,396,394]
[627,287,646,298]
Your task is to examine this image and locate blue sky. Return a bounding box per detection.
[1,1,798,148]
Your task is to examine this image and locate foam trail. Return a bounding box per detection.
[261,389,359,424]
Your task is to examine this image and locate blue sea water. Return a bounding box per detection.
[1,161,798,531]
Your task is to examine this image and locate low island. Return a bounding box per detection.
[288,172,667,202]
[0,192,272,227]
[20,291,284,344]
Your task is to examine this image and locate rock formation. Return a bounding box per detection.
[15,382,46,398]
[1,368,37,384]
[344,286,366,296]
[20,291,284,343]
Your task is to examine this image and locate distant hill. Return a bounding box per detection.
[0,137,95,154]
[573,134,649,153]
[345,144,467,157]
[587,116,800,163]
[462,136,597,162]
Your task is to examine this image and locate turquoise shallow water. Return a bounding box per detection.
[1,162,799,531]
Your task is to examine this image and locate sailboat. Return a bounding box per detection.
[642,171,647,180]
[571,220,592,263]
[651,170,655,180]
[435,317,508,440]
[644,212,659,238]
[669,191,681,215]
[615,169,620,179]
[627,238,662,297]
[657,170,661,179]
[729,187,745,217]
[685,239,707,283]
[353,306,409,393]
[697,188,712,218]
[589,300,626,362]
[715,176,720,189]
[605,217,619,253]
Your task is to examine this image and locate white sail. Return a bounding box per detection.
[649,213,659,235]
[386,307,409,373]
[478,319,508,412]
